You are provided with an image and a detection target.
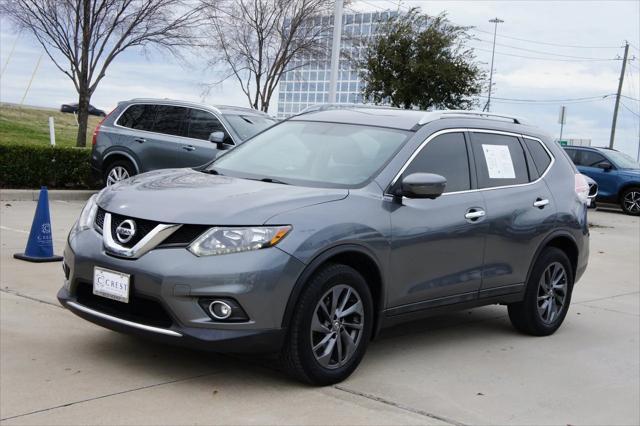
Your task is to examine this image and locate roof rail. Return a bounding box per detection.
[417,110,529,126]
[297,103,402,115]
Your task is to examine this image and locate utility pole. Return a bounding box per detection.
[20,53,43,107]
[483,17,504,112]
[1,31,21,79]
[609,41,629,149]
[558,105,566,142]
[328,0,344,104]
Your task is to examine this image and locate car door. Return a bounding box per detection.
[113,103,158,171]
[143,104,200,169]
[182,108,230,165]
[469,131,557,295]
[387,131,487,312]
[575,150,619,200]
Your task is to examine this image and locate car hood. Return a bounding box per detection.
[96,168,348,225]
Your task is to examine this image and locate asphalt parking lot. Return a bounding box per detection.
[1,200,638,425]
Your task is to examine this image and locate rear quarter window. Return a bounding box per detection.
[524,138,552,175]
[116,104,157,131]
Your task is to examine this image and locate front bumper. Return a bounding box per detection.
[59,228,305,353]
[57,288,285,352]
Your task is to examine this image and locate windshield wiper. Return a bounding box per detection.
[258,177,289,185]
[202,168,223,176]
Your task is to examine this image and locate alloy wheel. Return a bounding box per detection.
[537,262,568,324]
[106,166,130,186]
[623,190,640,214]
[310,284,364,370]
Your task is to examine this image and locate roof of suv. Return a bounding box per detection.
[564,145,618,153]
[290,104,533,131]
[123,98,272,117]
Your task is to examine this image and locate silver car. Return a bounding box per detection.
[90,99,277,185]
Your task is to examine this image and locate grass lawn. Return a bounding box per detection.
[0,103,101,148]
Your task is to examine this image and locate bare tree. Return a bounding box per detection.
[2,0,203,147]
[201,0,333,112]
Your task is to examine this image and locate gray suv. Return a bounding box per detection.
[59,107,590,385]
[91,99,276,185]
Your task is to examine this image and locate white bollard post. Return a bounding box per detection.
[48,116,55,146]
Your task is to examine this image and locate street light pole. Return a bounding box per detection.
[328,0,344,104]
[483,17,504,112]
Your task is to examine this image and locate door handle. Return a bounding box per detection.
[533,198,550,208]
[182,145,196,151]
[464,209,486,221]
[134,138,146,144]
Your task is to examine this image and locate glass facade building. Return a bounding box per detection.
[276,11,396,118]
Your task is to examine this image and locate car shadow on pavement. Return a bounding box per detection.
[76,305,520,386]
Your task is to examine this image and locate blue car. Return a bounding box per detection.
[564,146,640,215]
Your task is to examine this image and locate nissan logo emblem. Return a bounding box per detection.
[115,219,136,244]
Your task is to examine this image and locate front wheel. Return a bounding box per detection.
[621,187,640,216]
[508,247,574,336]
[280,264,373,385]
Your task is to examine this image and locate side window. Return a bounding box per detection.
[152,105,189,137]
[403,132,471,193]
[524,138,552,175]
[116,104,156,131]
[186,109,228,142]
[579,151,607,167]
[564,148,579,164]
[471,133,529,188]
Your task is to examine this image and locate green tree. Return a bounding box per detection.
[360,10,484,110]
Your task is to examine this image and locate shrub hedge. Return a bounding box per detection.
[0,144,99,189]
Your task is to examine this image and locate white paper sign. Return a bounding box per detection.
[482,144,516,179]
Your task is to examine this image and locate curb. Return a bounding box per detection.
[1,189,97,202]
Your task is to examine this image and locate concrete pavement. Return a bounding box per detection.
[1,201,638,425]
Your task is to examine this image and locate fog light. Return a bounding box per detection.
[198,297,249,322]
[209,300,232,320]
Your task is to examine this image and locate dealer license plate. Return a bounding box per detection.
[93,266,130,303]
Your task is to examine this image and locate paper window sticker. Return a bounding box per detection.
[482,144,516,179]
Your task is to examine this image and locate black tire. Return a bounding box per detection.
[620,187,640,216]
[103,159,135,187]
[280,263,373,386]
[508,247,574,336]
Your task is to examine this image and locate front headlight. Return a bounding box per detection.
[71,194,98,236]
[188,226,291,257]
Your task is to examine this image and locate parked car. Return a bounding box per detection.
[60,102,106,117]
[59,107,590,385]
[563,145,640,215]
[583,175,598,208]
[90,99,277,186]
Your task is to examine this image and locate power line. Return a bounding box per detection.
[473,37,619,61]
[356,0,626,50]
[621,102,640,118]
[472,46,622,62]
[470,27,622,49]
[621,94,640,102]
[477,95,614,105]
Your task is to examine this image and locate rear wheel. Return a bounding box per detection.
[508,247,573,336]
[104,160,135,186]
[621,187,640,216]
[280,264,373,385]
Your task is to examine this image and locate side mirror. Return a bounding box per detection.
[395,173,447,199]
[596,161,613,171]
[208,131,232,150]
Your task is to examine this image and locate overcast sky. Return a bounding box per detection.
[1,0,639,157]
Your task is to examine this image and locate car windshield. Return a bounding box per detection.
[224,114,277,141]
[208,120,410,188]
[605,150,640,169]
